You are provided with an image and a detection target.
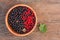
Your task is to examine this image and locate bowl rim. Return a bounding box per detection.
[5,4,37,36]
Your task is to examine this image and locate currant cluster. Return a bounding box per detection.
[8,6,36,34]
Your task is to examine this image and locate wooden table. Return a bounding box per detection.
[0,0,60,40]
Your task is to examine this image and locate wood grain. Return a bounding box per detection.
[0,0,60,40]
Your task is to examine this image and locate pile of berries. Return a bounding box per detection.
[8,6,36,34]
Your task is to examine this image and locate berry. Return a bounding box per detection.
[8,6,36,34]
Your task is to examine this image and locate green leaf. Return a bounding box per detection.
[39,23,47,33]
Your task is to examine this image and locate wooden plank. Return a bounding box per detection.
[0,0,60,40]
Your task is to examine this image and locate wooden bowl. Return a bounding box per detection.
[5,4,37,36]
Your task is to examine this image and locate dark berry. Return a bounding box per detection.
[8,6,36,34]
